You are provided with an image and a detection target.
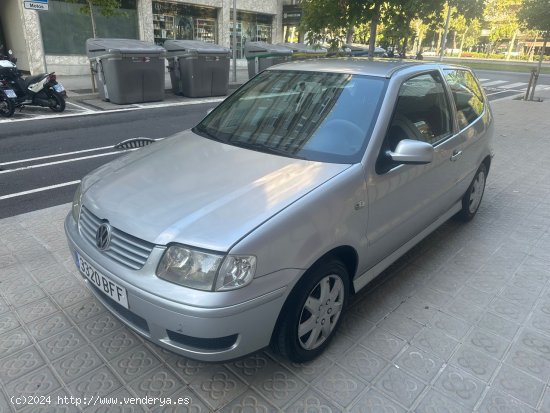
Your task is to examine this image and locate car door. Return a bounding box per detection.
[365,70,463,269]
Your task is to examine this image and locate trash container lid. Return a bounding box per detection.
[86,38,166,57]
[279,43,327,54]
[163,40,230,56]
[243,42,293,59]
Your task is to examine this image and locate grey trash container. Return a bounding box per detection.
[164,40,230,97]
[280,43,327,60]
[86,38,166,104]
[244,42,293,79]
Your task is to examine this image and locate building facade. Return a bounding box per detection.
[0,0,283,75]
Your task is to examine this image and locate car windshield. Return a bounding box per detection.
[193,70,387,163]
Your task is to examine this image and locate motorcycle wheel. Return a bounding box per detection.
[0,96,15,118]
[49,91,65,112]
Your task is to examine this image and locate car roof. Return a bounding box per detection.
[267,58,452,78]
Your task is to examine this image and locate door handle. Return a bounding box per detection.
[450,150,463,162]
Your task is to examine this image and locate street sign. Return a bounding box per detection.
[24,0,48,11]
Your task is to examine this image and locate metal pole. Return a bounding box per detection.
[232,0,237,83]
[439,1,451,62]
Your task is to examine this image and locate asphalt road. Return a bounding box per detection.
[0,102,217,218]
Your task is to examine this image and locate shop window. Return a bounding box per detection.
[39,0,138,55]
[230,11,273,59]
[152,1,217,44]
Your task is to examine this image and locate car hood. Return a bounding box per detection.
[83,130,350,251]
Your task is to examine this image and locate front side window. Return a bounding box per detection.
[444,69,485,130]
[194,70,387,163]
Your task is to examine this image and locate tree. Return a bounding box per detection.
[484,0,523,57]
[66,0,123,38]
[519,0,550,97]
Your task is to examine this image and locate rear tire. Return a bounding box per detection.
[0,96,15,118]
[271,258,349,363]
[49,91,65,112]
[456,162,487,222]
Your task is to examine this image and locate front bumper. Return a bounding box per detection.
[64,213,295,362]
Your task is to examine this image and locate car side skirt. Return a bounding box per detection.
[353,201,462,292]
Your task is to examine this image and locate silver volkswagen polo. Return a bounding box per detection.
[65,59,493,362]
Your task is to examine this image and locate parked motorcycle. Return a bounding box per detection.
[0,50,66,117]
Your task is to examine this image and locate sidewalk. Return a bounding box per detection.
[63,66,250,111]
[1,93,550,412]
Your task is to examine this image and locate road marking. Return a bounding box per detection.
[482,80,508,86]
[0,150,130,174]
[477,78,489,82]
[502,82,527,89]
[0,97,224,124]
[66,100,94,112]
[0,180,81,200]
[0,145,116,166]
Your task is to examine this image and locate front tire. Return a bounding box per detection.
[0,96,15,117]
[272,259,349,362]
[456,162,487,222]
[49,90,65,112]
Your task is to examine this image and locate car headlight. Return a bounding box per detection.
[156,244,256,291]
[71,183,82,222]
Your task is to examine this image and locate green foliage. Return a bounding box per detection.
[66,0,123,17]
[519,0,550,34]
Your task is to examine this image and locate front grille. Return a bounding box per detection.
[79,206,155,270]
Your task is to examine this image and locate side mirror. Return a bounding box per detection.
[387,139,434,164]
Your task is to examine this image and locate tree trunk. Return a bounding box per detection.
[368,2,380,60]
[457,27,468,58]
[88,0,97,38]
[506,29,518,61]
[346,26,354,45]
[530,37,548,100]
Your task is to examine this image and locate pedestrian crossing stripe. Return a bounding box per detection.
[481,80,508,86]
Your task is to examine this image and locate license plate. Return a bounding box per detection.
[4,89,16,98]
[75,252,129,308]
[53,84,65,92]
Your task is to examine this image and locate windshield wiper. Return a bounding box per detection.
[233,141,306,160]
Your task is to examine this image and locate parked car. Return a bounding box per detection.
[65,60,494,362]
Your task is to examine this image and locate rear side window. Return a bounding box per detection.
[444,69,485,130]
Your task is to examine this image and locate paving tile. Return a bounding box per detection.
[92,328,141,361]
[186,365,246,410]
[514,329,550,362]
[430,312,471,341]
[338,311,375,340]
[285,388,340,412]
[65,298,105,324]
[361,328,406,360]
[378,312,423,341]
[313,364,365,407]
[111,345,161,382]
[429,273,465,296]
[477,388,535,413]
[163,354,210,384]
[26,312,72,341]
[395,297,438,325]
[488,297,531,324]
[253,366,306,409]
[38,327,87,361]
[323,332,355,361]
[456,285,494,307]
[340,344,387,383]
[77,312,122,340]
[467,274,505,294]
[527,312,550,336]
[0,390,11,413]
[540,386,550,413]
[433,365,486,409]
[0,327,32,358]
[415,388,470,413]
[396,345,443,383]
[228,352,282,385]
[0,297,9,315]
[445,298,484,324]
[4,366,61,399]
[414,286,453,308]
[476,312,520,340]
[28,262,70,283]
[150,387,207,413]
[0,346,46,384]
[52,345,104,383]
[0,274,36,294]
[16,298,58,323]
[499,285,539,309]
[492,364,544,408]
[465,328,510,360]
[4,285,46,308]
[219,389,278,412]
[449,344,499,382]
[504,346,550,383]
[51,285,92,309]
[272,353,333,384]
[68,365,122,400]
[37,389,81,413]
[509,274,547,295]
[348,388,406,413]
[40,274,82,295]
[412,327,459,361]
[374,365,425,408]
[350,298,393,324]
[0,312,20,335]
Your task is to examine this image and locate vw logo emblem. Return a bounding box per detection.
[96,222,112,251]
